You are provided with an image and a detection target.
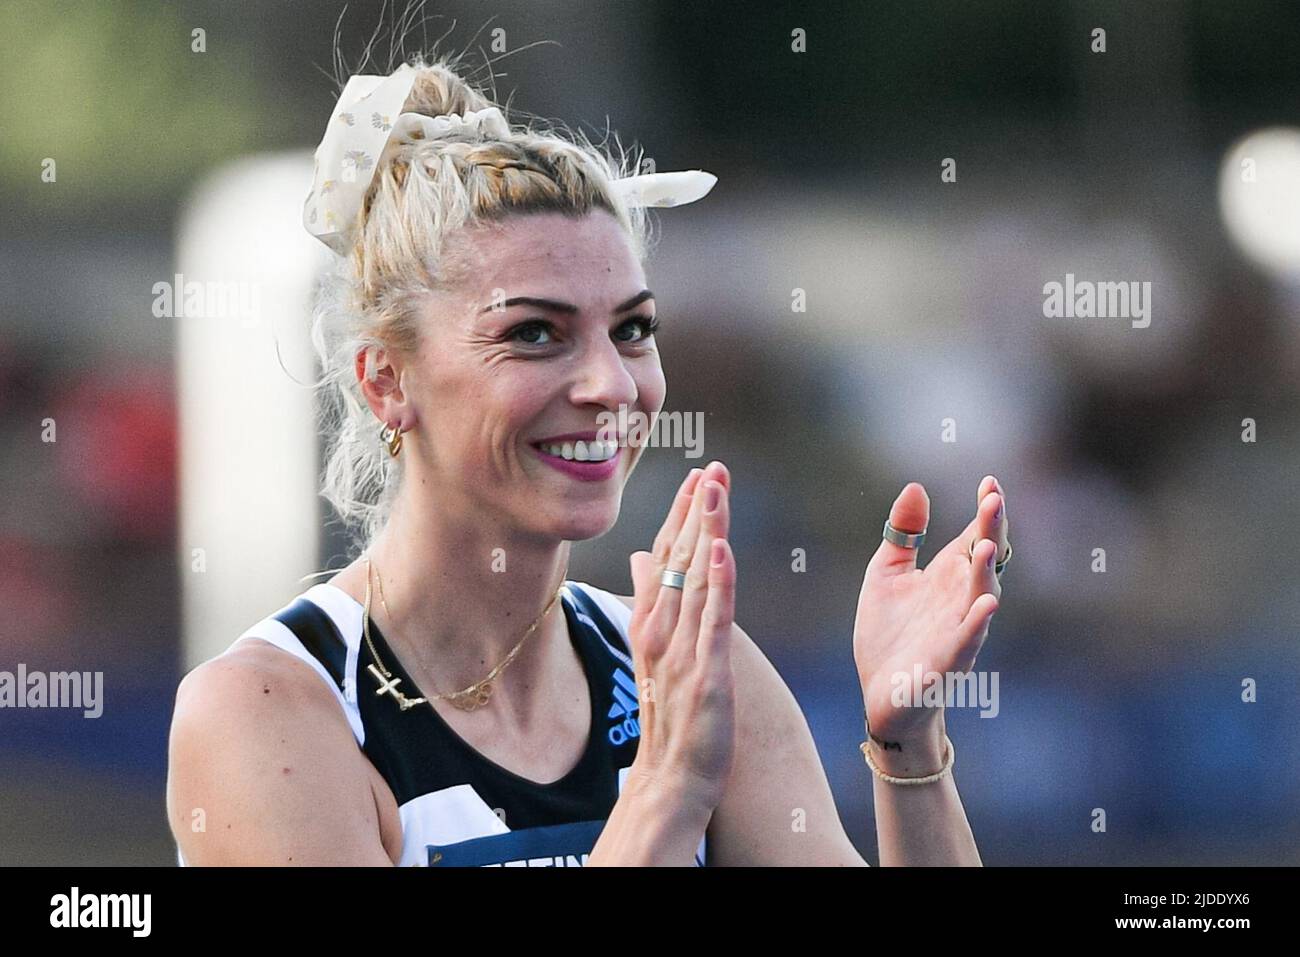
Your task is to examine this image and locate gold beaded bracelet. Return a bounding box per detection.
[860,734,956,786]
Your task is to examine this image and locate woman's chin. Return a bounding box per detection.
[538,501,620,542]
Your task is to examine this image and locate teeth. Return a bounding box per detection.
[540,439,618,462]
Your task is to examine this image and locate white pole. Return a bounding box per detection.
[175,151,329,670]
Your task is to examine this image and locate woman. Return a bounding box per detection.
[166,52,1010,866]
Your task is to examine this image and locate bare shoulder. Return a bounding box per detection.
[610,594,866,865]
[167,639,394,865]
[173,639,356,724]
[170,639,353,762]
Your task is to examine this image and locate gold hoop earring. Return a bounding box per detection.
[379,422,404,458]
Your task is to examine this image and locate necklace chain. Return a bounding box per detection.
[361,556,565,713]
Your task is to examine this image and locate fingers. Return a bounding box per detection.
[974,475,1009,563]
[960,481,1005,668]
[954,592,999,672]
[650,467,705,573]
[647,461,730,652]
[870,482,930,576]
[695,537,735,673]
[968,535,1001,608]
[635,468,704,621]
[628,551,657,627]
[675,475,730,664]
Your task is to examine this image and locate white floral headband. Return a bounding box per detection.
[303,63,718,255]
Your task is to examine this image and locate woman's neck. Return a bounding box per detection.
[339,485,573,721]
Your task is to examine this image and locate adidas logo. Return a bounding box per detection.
[607,667,639,719]
[607,667,640,746]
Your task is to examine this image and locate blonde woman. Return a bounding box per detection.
[166,51,1010,867]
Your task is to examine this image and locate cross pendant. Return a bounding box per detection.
[368,663,409,706]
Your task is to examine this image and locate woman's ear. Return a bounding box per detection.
[356,344,414,430]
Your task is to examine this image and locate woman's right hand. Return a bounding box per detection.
[625,461,737,816]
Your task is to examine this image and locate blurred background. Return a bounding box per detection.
[1,0,1298,865]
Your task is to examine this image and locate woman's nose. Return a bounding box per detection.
[569,339,639,409]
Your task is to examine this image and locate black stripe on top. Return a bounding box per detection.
[562,584,633,660]
[272,596,349,688]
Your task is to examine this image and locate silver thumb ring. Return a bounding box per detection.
[882,520,926,549]
[660,568,687,590]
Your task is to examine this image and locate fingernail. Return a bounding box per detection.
[710,539,725,567]
[987,546,995,568]
[705,482,720,512]
[995,501,1003,522]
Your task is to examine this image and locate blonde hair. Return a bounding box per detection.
[308,48,656,557]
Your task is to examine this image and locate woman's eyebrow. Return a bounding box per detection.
[479,289,654,315]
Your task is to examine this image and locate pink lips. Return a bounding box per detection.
[531,440,622,482]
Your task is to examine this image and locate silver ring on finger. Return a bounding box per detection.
[882,520,926,549]
[967,538,1012,577]
[660,568,687,590]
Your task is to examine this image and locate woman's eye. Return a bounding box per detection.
[509,320,554,345]
[509,316,658,348]
[615,316,660,343]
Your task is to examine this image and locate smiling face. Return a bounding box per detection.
[398,208,667,542]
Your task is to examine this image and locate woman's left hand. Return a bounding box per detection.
[852,476,1009,745]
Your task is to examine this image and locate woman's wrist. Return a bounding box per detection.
[622,763,718,823]
[588,764,714,866]
[863,711,948,779]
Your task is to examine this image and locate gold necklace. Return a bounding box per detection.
[362,556,565,713]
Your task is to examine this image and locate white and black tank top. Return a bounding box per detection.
[176,580,708,867]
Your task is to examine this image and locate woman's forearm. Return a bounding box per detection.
[869,718,982,866]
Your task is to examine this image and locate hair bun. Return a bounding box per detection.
[399,59,497,123]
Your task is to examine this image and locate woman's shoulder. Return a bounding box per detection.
[167,634,391,865]
[174,632,346,735]
[176,583,366,743]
